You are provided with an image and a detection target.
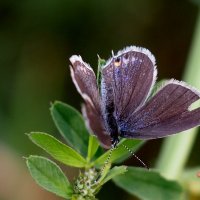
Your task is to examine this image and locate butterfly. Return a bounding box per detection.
[69,46,200,149]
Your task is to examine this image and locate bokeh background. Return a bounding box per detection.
[0,0,200,199]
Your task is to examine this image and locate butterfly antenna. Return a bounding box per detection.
[95,144,115,182]
[121,144,149,170]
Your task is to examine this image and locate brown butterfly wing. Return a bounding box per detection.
[120,80,200,139]
[70,55,111,148]
[101,47,157,122]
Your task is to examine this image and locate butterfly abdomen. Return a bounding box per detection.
[104,102,120,146]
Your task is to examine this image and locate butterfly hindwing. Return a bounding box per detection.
[120,80,200,139]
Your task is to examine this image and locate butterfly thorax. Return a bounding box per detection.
[104,102,120,147]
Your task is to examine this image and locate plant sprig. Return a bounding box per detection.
[26,101,185,200]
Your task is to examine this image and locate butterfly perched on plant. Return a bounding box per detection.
[69,46,200,149]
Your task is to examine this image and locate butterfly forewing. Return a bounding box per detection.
[70,55,100,109]
[101,47,157,121]
[70,55,110,148]
[120,80,200,139]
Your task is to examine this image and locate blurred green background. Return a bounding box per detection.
[0,0,200,199]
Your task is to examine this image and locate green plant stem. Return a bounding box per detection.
[156,10,200,179]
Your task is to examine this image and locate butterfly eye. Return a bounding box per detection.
[114,57,121,67]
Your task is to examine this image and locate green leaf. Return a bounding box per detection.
[113,167,183,200]
[28,132,87,168]
[26,155,73,199]
[50,101,89,157]
[101,166,127,185]
[94,139,144,167]
[95,166,127,195]
[87,135,100,162]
